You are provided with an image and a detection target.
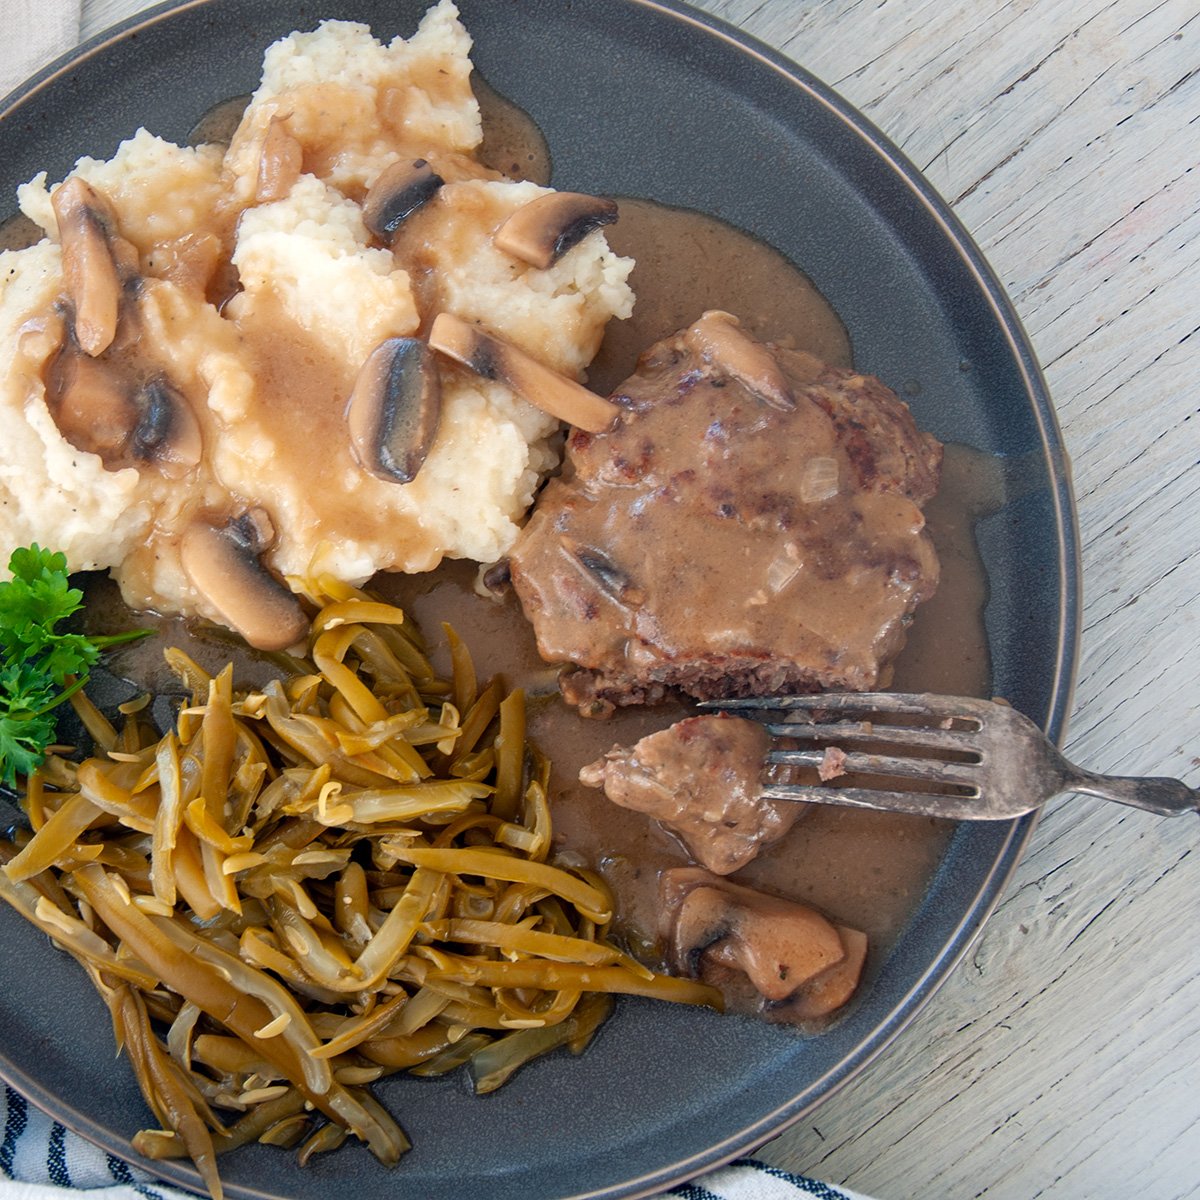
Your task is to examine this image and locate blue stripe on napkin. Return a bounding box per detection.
[0,1089,27,1178]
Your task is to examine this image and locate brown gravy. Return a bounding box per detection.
[85,79,1002,1015]
[0,212,42,252]
[184,74,552,183]
[891,443,1002,696]
[94,431,997,979]
[490,74,848,395]
[473,73,552,185]
[589,199,852,395]
[187,94,251,149]
[369,438,997,970]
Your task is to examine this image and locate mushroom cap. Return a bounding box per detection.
[494,191,619,270]
[51,177,127,358]
[571,544,641,603]
[428,312,618,434]
[780,926,868,1022]
[346,337,441,484]
[180,516,308,652]
[660,868,861,1015]
[361,159,445,241]
[45,345,139,465]
[229,507,276,553]
[45,345,202,478]
[131,375,203,476]
[684,310,796,411]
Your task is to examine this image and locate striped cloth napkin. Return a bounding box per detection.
[0,5,874,1200]
[1,1086,870,1200]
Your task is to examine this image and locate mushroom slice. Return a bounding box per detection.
[256,116,303,204]
[44,346,138,465]
[570,543,641,605]
[660,868,861,1014]
[361,159,444,241]
[229,506,276,551]
[683,310,795,411]
[180,515,307,652]
[494,192,619,270]
[44,346,201,476]
[782,927,868,1021]
[346,338,441,484]
[131,375,203,476]
[428,313,618,434]
[51,177,126,357]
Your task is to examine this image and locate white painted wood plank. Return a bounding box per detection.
[49,1,1200,1198]
[686,3,1200,1198]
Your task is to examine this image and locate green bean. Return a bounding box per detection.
[490,690,526,820]
[3,793,101,882]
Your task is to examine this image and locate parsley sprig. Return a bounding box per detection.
[0,545,150,787]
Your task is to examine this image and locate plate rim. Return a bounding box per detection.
[0,0,1082,1196]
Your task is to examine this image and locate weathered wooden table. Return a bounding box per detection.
[52,0,1200,1195]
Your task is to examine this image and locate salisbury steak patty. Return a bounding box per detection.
[507,311,942,715]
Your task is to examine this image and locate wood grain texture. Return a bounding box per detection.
[60,0,1200,1196]
[688,2,1200,1198]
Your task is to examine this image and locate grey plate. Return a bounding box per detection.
[0,2,1080,1197]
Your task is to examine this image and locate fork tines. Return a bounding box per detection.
[764,748,983,792]
[705,692,979,719]
[702,693,989,811]
[701,694,985,744]
[752,782,979,815]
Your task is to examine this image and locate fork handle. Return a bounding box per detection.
[1062,766,1199,817]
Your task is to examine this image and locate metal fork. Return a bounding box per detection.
[705,693,1199,820]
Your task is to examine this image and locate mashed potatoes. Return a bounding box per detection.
[0,0,634,641]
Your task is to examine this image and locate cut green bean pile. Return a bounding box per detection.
[0,576,721,1199]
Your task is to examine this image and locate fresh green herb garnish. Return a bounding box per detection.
[0,545,150,787]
